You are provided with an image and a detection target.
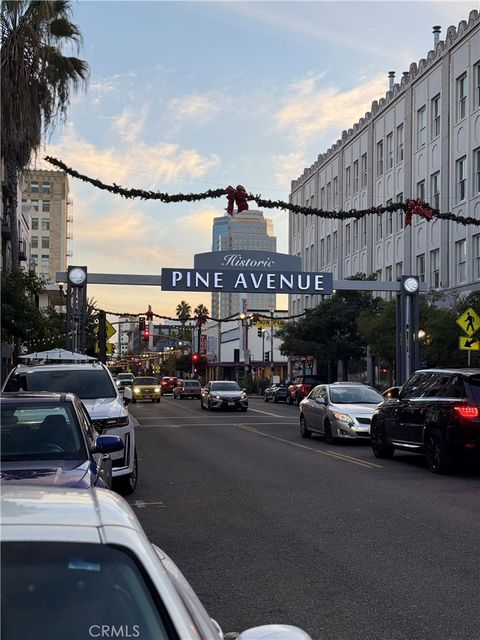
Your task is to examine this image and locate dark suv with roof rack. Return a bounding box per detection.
[370,368,480,474]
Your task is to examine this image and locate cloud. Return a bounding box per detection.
[275,73,388,146]
[168,92,230,125]
[89,72,137,105]
[272,151,308,189]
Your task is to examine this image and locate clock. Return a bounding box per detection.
[68,267,87,286]
[402,276,419,294]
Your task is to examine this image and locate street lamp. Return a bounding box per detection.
[239,313,255,372]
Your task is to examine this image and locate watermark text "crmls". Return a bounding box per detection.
[89,626,140,638]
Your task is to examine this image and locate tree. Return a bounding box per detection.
[1,268,47,345]
[1,0,88,264]
[193,303,209,353]
[175,300,192,341]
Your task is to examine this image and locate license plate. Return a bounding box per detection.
[144,394,151,398]
[228,401,235,406]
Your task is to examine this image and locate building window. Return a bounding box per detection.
[474,148,480,195]
[345,166,351,198]
[431,94,441,139]
[417,180,425,201]
[41,255,49,268]
[353,219,359,251]
[345,225,351,254]
[455,239,467,283]
[361,216,367,247]
[361,153,367,188]
[326,235,331,263]
[430,172,440,210]
[416,254,425,282]
[375,269,382,280]
[333,231,338,261]
[30,181,39,193]
[386,205,393,236]
[42,181,51,194]
[41,236,49,249]
[417,106,426,148]
[41,218,50,231]
[42,200,50,213]
[32,218,38,230]
[386,133,393,170]
[456,73,467,122]
[395,262,403,279]
[320,187,325,209]
[31,254,38,267]
[30,199,39,211]
[326,182,332,208]
[396,124,404,163]
[376,215,383,241]
[456,157,466,203]
[333,177,338,208]
[31,236,38,249]
[476,62,480,110]
[353,160,359,193]
[377,140,384,177]
[430,249,440,288]
[385,266,392,281]
[473,235,480,280]
[320,238,325,266]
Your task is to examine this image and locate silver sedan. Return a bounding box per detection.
[299,382,384,443]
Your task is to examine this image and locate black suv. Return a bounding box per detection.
[370,368,480,473]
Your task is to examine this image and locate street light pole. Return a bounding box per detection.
[270,309,274,380]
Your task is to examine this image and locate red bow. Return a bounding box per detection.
[226,185,249,215]
[404,199,433,226]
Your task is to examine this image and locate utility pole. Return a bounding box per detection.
[98,310,107,364]
[270,309,274,380]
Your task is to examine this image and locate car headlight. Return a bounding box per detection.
[240,393,247,399]
[154,387,160,392]
[214,395,222,399]
[102,415,130,428]
[333,411,354,426]
[134,387,140,394]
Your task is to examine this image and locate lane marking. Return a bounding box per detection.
[234,424,382,469]
[130,500,165,508]
[247,408,287,417]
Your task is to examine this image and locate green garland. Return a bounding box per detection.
[45,155,480,226]
[94,308,306,324]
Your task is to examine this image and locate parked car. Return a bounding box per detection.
[0,392,123,489]
[370,368,480,473]
[2,363,138,495]
[159,376,178,395]
[115,372,134,392]
[200,381,248,411]
[299,382,384,443]
[287,375,324,405]
[131,376,161,403]
[1,485,313,640]
[173,379,202,399]
[264,382,289,403]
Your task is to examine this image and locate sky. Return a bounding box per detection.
[38,0,477,321]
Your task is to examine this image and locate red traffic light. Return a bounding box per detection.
[142,329,150,339]
[192,352,199,362]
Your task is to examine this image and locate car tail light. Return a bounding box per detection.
[454,405,479,419]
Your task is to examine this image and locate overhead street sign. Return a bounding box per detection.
[456,307,480,337]
[459,337,480,351]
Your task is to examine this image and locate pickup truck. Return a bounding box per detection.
[286,375,324,405]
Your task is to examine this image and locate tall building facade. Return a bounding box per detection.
[289,12,480,317]
[211,209,276,318]
[21,169,71,283]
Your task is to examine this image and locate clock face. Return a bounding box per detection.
[69,267,87,286]
[403,277,419,293]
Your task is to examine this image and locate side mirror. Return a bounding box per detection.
[237,625,312,640]
[92,435,124,454]
[123,386,132,404]
[383,387,400,400]
[315,397,326,405]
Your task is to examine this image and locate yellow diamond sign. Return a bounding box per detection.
[459,337,480,351]
[456,307,480,337]
[93,320,116,340]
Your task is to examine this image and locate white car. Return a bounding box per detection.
[2,363,137,494]
[1,485,313,640]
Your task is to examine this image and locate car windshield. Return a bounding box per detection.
[184,381,200,387]
[2,541,170,639]
[133,378,157,385]
[211,382,241,391]
[1,402,87,461]
[4,370,116,400]
[329,386,384,404]
[117,374,133,380]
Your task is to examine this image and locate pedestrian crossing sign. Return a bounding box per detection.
[456,307,480,337]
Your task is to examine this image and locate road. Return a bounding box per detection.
[128,394,480,640]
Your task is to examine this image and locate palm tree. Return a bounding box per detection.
[175,300,192,341]
[194,303,209,353]
[1,0,89,265]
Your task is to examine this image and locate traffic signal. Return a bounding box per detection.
[257,328,263,337]
[192,352,199,363]
[264,351,270,362]
[139,317,146,331]
[142,329,150,340]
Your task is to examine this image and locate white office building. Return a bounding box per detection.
[289,12,480,317]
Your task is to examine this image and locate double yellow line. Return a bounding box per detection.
[236,424,382,469]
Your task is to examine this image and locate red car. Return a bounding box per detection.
[159,377,178,395]
[287,375,324,405]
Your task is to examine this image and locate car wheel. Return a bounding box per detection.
[370,421,394,458]
[286,395,292,405]
[425,428,451,474]
[241,407,248,412]
[115,449,138,495]
[273,396,278,403]
[300,414,312,438]
[295,396,301,406]
[324,420,335,444]
[264,395,268,402]
[207,399,213,411]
